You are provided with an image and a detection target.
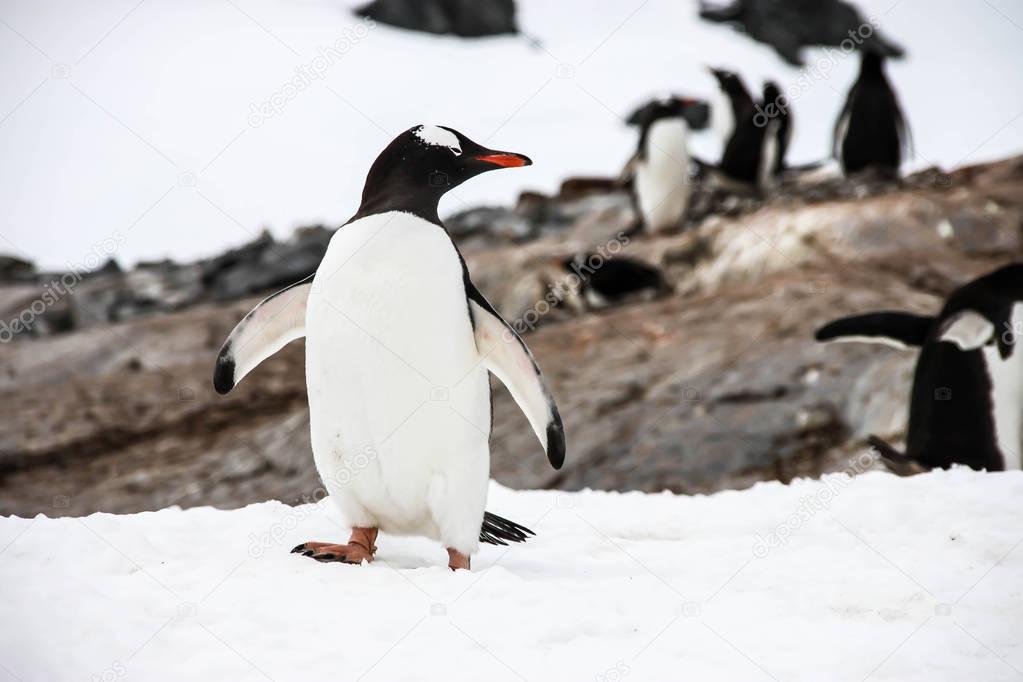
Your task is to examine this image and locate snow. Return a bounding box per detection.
[2,468,1022,681]
[2,0,1022,269]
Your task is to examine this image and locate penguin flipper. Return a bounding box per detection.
[814,311,934,349]
[465,287,566,470]
[213,275,313,394]
[937,310,995,351]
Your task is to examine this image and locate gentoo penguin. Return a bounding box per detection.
[624,96,710,234]
[213,125,566,570]
[760,81,791,178]
[716,76,787,191]
[834,50,910,177]
[815,264,1023,472]
[708,67,754,151]
[562,253,670,308]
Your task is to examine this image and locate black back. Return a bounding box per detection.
[835,51,909,175]
[762,81,791,174]
[626,96,710,160]
[564,255,667,301]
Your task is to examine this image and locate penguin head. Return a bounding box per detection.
[709,67,747,99]
[762,81,782,104]
[626,96,710,132]
[362,125,532,201]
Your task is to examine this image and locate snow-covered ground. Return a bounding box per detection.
[1,0,1022,268]
[2,468,1021,681]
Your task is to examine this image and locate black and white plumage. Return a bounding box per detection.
[761,81,791,178]
[834,50,910,177]
[708,67,754,151]
[214,125,566,557]
[815,264,1023,472]
[712,70,789,190]
[624,96,710,234]
[562,254,670,307]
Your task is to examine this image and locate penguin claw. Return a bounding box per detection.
[291,541,374,564]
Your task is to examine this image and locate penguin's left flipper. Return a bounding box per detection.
[466,283,566,470]
[213,275,313,394]
[937,310,995,352]
[814,311,934,349]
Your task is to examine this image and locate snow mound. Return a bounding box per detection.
[2,468,1022,681]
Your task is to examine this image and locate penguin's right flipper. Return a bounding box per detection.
[814,311,934,349]
[479,512,535,546]
[465,283,566,470]
[213,275,313,394]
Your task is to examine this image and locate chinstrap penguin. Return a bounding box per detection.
[834,50,910,177]
[815,264,1023,472]
[213,125,566,571]
[624,96,710,234]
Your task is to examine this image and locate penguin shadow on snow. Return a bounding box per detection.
[815,263,1023,474]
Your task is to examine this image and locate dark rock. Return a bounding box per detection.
[699,0,904,66]
[355,0,517,38]
[201,226,332,301]
[0,255,36,283]
[446,206,534,244]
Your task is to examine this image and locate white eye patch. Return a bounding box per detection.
[414,125,462,156]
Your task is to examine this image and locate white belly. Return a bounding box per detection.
[986,302,1023,470]
[304,211,491,551]
[635,118,691,233]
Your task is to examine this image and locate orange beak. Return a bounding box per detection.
[475,153,532,168]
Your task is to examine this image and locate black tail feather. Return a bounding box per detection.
[479,512,535,546]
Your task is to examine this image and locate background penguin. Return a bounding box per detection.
[815,263,1023,472]
[624,96,710,234]
[708,67,754,150]
[761,81,791,178]
[562,253,671,308]
[834,49,910,177]
[716,76,788,192]
[213,125,565,571]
